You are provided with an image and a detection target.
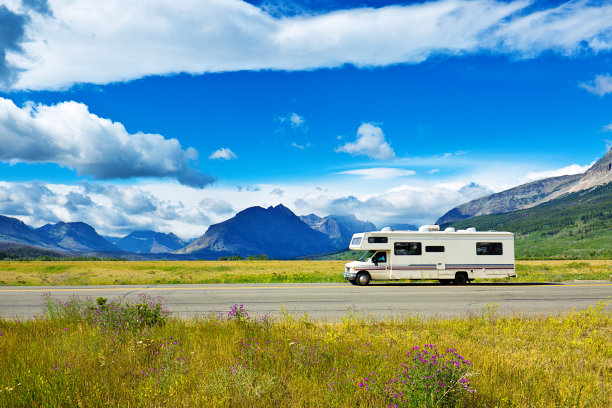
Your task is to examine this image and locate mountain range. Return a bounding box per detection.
[0,206,377,259]
[437,148,612,225]
[1,147,609,260]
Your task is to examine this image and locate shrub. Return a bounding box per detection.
[360,344,475,408]
[41,292,170,333]
[227,304,249,323]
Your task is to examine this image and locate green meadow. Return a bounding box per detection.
[0,259,610,286]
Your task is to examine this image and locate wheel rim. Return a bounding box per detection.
[358,274,369,285]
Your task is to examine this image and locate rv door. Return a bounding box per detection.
[371,251,390,280]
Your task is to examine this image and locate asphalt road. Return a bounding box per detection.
[1,282,610,321]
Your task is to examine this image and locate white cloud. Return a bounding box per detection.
[492,1,612,57]
[270,188,284,196]
[519,163,592,184]
[6,0,612,90]
[336,123,396,160]
[290,113,305,128]
[199,198,233,215]
[294,181,494,227]
[0,181,213,239]
[580,74,612,96]
[337,167,415,180]
[428,169,440,174]
[0,97,213,188]
[604,124,612,132]
[277,113,308,137]
[209,148,237,160]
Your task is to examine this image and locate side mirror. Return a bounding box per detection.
[373,261,378,266]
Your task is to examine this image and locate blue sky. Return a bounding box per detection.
[0,0,611,238]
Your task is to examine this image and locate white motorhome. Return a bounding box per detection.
[344,225,515,285]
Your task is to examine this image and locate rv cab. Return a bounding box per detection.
[345,250,390,285]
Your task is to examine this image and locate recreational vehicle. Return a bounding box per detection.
[344,225,515,285]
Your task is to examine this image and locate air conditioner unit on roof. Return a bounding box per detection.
[418,225,440,232]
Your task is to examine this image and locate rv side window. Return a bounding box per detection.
[394,242,422,255]
[425,246,445,252]
[476,242,503,255]
[351,237,362,246]
[368,237,388,244]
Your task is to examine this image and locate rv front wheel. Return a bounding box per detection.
[356,272,371,286]
[454,272,468,285]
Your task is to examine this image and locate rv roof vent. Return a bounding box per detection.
[445,227,455,232]
[419,225,440,232]
[381,227,391,231]
[466,227,476,232]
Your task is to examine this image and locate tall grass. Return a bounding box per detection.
[0,259,610,286]
[0,295,610,407]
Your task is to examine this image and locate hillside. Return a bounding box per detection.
[447,182,612,259]
[0,242,66,260]
[437,147,612,225]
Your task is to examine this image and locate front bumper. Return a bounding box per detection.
[344,269,357,280]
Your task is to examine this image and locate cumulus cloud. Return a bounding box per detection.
[0,98,213,188]
[336,123,395,160]
[209,148,237,160]
[337,167,415,180]
[5,0,612,90]
[580,74,612,96]
[518,163,592,184]
[294,181,494,227]
[270,188,284,196]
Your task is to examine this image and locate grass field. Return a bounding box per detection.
[0,259,610,286]
[0,294,610,407]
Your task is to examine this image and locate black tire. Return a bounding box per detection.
[348,279,358,285]
[356,272,371,286]
[439,279,452,285]
[454,272,468,285]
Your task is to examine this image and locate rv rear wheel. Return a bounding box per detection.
[454,272,468,285]
[356,272,371,286]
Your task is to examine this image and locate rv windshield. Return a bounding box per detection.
[358,250,375,262]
